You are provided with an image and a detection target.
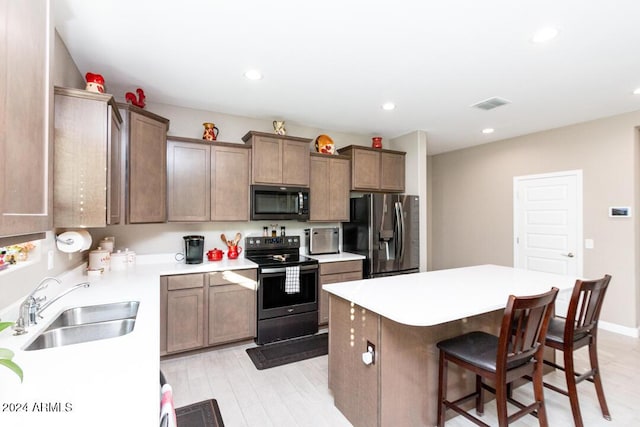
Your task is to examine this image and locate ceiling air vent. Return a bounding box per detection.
[471,97,511,111]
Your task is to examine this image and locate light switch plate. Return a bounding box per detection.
[585,239,594,249]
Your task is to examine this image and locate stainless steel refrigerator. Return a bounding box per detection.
[343,193,419,278]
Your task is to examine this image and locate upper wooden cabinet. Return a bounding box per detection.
[117,103,169,224]
[0,0,52,239]
[309,153,350,222]
[242,131,312,187]
[53,87,122,228]
[166,137,251,222]
[337,145,406,192]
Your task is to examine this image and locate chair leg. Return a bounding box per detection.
[476,374,484,415]
[588,339,612,420]
[533,362,549,427]
[437,352,447,427]
[563,349,584,427]
[495,379,509,427]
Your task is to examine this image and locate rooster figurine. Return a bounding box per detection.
[125,88,146,108]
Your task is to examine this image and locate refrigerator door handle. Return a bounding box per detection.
[394,202,404,261]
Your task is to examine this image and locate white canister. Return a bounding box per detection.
[125,248,136,267]
[89,247,111,271]
[110,250,128,271]
[99,237,115,253]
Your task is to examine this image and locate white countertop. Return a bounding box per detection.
[0,255,258,427]
[305,251,365,263]
[323,264,578,327]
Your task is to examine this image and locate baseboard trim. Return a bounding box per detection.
[599,320,639,338]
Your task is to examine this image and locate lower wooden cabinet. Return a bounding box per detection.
[208,270,257,345]
[318,260,363,325]
[161,269,257,356]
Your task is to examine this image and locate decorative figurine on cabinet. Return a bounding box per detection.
[125,88,146,108]
[273,120,286,135]
[315,134,335,154]
[85,72,105,93]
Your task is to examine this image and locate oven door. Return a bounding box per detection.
[258,264,318,320]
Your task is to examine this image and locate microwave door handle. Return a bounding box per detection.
[298,192,304,215]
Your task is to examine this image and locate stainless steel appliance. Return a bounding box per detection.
[250,185,309,221]
[304,227,339,255]
[245,235,319,345]
[183,235,204,264]
[343,194,419,278]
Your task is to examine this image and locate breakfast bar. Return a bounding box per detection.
[324,264,579,427]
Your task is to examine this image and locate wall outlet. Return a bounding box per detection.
[367,340,375,365]
[47,250,54,270]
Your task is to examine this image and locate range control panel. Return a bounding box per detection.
[245,235,301,251]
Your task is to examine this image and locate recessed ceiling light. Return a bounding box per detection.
[382,102,396,111]
[634,87,640,95]
[244,70,263,80]
[531,27,559,43]
[482,128,495,134]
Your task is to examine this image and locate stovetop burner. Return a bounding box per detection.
[244,235,318,268]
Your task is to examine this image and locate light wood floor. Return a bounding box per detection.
[160,329,639,426]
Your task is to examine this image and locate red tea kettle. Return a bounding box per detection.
[207,248,223,261]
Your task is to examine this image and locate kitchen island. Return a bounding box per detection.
[324,264,579,427]
[0,255,257,427]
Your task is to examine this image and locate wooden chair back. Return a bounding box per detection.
[565,275,611,341]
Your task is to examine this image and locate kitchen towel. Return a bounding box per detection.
[285,265,300,294]
[160,383,177,427]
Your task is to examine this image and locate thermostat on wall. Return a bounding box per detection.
[609,206,631,217]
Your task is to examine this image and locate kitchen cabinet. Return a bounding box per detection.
[337,145,406,192]
[118,103,169,223]
[208,269,257,345]
[161,268,257,355]
[53,87,122,227]
[309,153,351,222]
[318,260,363,325]
[242,131,312,187]
[0,0,52,240]
[166,137,251,222]
[161,273,206,355]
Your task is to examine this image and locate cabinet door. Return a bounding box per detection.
[329,157,350,221]
[0,0,52,237]
[53,93,109,227]
[352,149,380,190]
[211,145,250,221]
[309,156,330,221]
[165,274,205,353]
[380,151,405,192]
[128,111,167,223]
[208,269,257,345]
[319,261,363,325]
[252,135,282,184]
[107,106,122,225]
[282,139,310,186]
[167,141,210,221]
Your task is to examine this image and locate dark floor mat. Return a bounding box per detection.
[246,333,328,370]
[176,399,224,427]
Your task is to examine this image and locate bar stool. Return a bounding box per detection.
[542,275,612,427]
[436,287,558,427]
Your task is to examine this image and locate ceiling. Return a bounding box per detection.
[54,0,640,155]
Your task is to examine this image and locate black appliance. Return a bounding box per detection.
[183,235,204,264]
[250,185,309,221]
[343,193,420,278]
[245,235,319,345]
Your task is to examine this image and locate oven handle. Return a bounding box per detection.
[261,264,318,274]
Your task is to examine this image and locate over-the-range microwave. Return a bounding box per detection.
[250,185,309,221]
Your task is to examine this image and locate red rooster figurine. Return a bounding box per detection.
[125,88,146,108]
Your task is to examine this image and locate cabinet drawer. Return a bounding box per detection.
[167,273,205,290]
[208,269,257,287]
[320,260,363,275]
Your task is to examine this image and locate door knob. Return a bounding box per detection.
[564,252,575,258]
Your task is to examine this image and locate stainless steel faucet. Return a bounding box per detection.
[13,278,90,335]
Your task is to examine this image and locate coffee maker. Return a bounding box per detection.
[183,235,204,264]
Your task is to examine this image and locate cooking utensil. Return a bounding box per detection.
[221,234,228,247]
[234,232,241,245]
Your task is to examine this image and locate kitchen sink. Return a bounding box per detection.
[43,301,140,331]
[24,319,136,351]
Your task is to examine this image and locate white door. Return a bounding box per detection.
[513,170,582,276]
